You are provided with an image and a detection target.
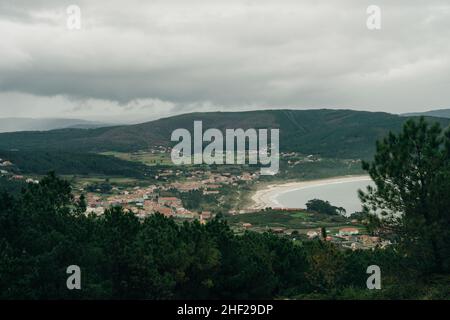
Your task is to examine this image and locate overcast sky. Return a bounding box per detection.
[1,0,449,122]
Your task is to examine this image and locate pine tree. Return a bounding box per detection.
[359,117,450,273]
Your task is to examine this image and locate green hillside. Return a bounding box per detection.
[0,117,110,133]
[0,150,151,178]
[0,109,449,160]
[402,108,450,119]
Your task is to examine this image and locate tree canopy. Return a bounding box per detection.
[306,199,346,216]
[360,117,450,273]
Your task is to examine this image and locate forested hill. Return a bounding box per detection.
[402,108,450,119]
[0,109,449,159]
[0,117,109,133]
[0,150,150,177]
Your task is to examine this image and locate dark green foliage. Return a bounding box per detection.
[179,190,217,211]
[0,150,150,177]
[86,181,113,193]
[1,110,448,159]
[2,173,449,299]
[0,174,311,299]
[360,117,450,274]
[306,199,346,216]
[275,157,365,181]
[0,176,25,196]
[321,227,327,239]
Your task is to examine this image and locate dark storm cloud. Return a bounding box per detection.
[1,0,450,120]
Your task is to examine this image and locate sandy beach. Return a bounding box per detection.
[248,175,371,210]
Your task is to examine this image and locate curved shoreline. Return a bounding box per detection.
[248,175,371,210]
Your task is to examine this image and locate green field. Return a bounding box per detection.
[100,151,173,166]
[60,175,150,189]
[225,209,366,234]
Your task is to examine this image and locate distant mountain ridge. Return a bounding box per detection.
[0,109,449,160]
[402,108,450,119]
[0,117,111,133]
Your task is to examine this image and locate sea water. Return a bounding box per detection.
[274,179,374,215]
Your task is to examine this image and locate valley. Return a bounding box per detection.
[1,109,449,251]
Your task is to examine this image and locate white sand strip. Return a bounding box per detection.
[249,175,371,210]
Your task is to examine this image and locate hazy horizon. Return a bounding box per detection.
[0,106,443,125]
[1,105,450,127]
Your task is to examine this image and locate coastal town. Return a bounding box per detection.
[0,153,389,251]
[81,169,259,222]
